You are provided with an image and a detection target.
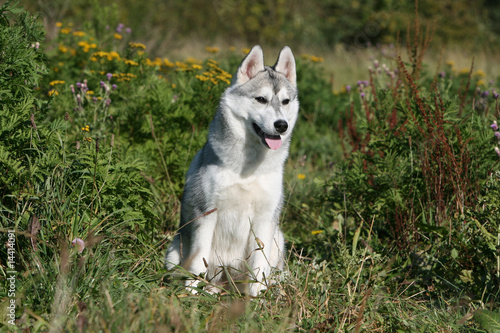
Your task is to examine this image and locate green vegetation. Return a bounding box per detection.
[18,0,500,55]
[1,0,499,331]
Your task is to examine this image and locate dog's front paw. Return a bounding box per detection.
[248,281,267,297]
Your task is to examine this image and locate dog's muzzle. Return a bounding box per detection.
[252,122,285,150]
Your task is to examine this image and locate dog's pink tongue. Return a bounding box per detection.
[265,137,282,150]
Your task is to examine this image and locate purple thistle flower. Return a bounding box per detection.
[70,84,75,94]
[482,91,490,98]
[363,80,370,86]
[112,84,117,90]
[346,85,351,93]
[116,23,125,33]
[491,121,498,131]
[494,91,499,99]
[495,146,500,157]
[106,73,113,81]
[495,132,500,140]
[93,96,97,103]
[439,71,445,78]
[76,82,82,89]
[360,92,366,99]
[100,81,105,87]
[125,27,132,34]
[106,98,111,106]
[72,238,85,253]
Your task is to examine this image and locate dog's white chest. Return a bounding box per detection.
[216,171,279,215]
[208,172,280,263]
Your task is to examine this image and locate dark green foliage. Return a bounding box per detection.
[0,0,48,197]
[17,0,500,53]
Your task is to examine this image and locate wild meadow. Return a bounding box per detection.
[1,1,499,331]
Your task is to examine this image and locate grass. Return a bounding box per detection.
[1,1,499,332]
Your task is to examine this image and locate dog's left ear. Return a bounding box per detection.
[273,46,296,86]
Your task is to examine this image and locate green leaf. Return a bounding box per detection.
[473,309,500,333]
[459,269,473,283]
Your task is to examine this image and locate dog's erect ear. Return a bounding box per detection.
[235,45,264,84]
[273,46,296,86]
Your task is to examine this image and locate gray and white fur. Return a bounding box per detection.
[165,45,298,296]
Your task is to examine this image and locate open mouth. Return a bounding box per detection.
[252,123,282,150]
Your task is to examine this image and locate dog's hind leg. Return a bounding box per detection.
[165,235,181,270]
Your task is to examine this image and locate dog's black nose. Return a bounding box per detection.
[274,120,288,134]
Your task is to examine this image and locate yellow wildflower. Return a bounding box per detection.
[48,90,58,97]
[175,61,188,70]
[60,28,71,34]
[297,173,306,180]
[129,42,146,49]
[242,48,250,54]
[310,55,324,63]
[311,230,324,235]
[58,44,68,53]
[192,64,202,70]
[477,79,486,87]
[124,59,139,66]
[163,58,175,68]
[460,67,470,75]
[205,46,220,53]
[145,58,162,67]
[475,70,486,78]
[195,75,209,82]
[446,60,455,67]
[49,80,65,86]
[216,75,231,84]
[114,33,123,40]
[72,31,86,37]
[56,22,63,27]
[186,57,199,64]
[86,90,94,95]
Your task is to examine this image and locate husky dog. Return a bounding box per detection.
[165,45,298,296]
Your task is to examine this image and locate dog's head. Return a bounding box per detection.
[224,46,299,151]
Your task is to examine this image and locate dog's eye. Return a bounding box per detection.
[282,99,290,105]
[255,96,267,104]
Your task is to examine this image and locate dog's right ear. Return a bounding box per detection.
[235,45,264,85]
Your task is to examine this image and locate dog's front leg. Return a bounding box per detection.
[183,213,217,293]
[246,218,277,296]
